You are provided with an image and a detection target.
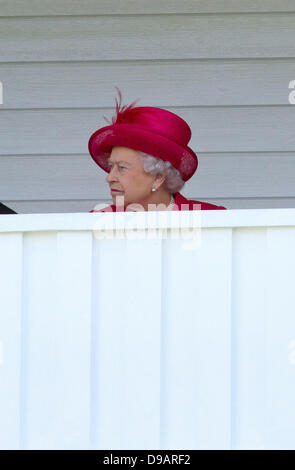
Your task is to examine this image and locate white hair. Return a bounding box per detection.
[137,151,185,194]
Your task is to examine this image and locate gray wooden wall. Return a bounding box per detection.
[0,0,295,213]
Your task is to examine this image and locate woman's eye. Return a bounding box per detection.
[109,164,126,170]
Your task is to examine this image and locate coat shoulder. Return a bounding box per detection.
[194,201,227,210]
[174,193,227,210]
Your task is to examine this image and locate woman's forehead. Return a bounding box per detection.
[109,146,141,164]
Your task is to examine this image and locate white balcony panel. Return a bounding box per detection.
[231,227,268,449]
[160,228,232,449]
[264,227,295,449]
[0,232,23,449]
[0,210,295,449]
[91,233,162,449]
[20,231,92,449]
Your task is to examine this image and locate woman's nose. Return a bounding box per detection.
[106,166,118,182]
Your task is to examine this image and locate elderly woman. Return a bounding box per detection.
[88,89,226,212]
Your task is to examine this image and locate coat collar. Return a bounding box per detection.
[90,191,226,212]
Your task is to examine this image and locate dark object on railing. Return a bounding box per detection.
[0,202,17,214]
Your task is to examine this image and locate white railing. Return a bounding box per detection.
[0,209,295,450]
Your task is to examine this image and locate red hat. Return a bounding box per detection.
[88,88,198,182]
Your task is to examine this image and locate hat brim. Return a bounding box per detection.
[88,124,198,182]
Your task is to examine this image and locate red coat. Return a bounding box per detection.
[89,192,227,212]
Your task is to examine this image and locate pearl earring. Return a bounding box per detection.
[152,187,156,192]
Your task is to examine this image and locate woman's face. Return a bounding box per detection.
[106,146,156,208]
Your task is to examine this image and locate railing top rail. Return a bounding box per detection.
[0,208,295,233]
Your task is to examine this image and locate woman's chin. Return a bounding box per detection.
[112,193,125,203]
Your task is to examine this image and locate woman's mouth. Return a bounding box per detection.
[111,189,123,192]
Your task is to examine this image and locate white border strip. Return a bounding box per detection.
[0,208,295,232]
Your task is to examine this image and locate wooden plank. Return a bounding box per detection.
[0,14,295,62]
[160,228,232,449]
[226,225,294,449]
[1,152,295,200]
[22,231,92,449]
[3,199,106,214]
[264,227,295,449]
[55,231,92,448]
[1,107,294,157]
[0,232,23,449]
[91,234,162,449]
[3,197,295,215]
[230,228,268,449]
[2,209,295,237]
[1,59,294,108]
[0,0,294,16]
[0,154,104,200]
[185,153,295,198]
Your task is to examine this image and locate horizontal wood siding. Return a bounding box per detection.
[1,15,295,62]
[0,2,294,212]
[1,0,295,15]
[1,60,294,108]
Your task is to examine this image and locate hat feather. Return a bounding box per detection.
[103,87,140,125]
